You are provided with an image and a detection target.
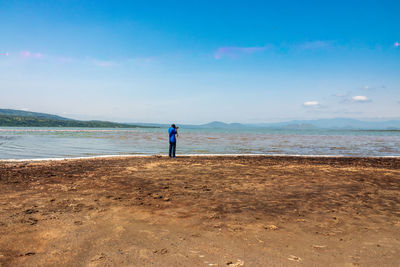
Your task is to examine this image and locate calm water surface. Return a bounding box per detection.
[0,127,399,159]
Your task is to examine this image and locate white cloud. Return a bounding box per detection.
[352,95,369,102]
[303,101,319,106]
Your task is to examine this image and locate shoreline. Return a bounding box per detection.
[1,153,400,162]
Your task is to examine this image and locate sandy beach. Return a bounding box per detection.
[0,155,399,266]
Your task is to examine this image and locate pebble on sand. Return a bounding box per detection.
[288,255,302,262]
[264,224,278,230]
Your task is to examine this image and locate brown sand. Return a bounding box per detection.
[0,156,399,266]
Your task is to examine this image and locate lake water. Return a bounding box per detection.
[0,127,399,159]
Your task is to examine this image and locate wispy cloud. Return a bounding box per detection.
[214,45,272,59]
[333,92,354,104]
[20,51,31,57]
[362,85,386,90]
[5,50,157,69]
[214,40,333,59]
[303,101,320,107]
[333,92,348,98]
[20,50,43,59]
[352,95,370,102]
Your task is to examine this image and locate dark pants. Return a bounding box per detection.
[169,142,176,158]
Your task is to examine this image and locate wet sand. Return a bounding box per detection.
[0,156,399,266]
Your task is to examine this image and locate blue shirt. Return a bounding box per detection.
[168,127,176,143]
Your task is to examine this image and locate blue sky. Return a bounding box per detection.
[0,0,399,123]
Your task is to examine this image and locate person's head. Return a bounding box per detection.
[171,124,176,129]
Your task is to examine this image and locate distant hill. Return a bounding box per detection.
[0,109,150,128]
[251,118,400,130]
[200,121,245,129]
[0,109,70,121]
[128,122,170,128]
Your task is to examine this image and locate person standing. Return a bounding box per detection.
[168,124,178,158]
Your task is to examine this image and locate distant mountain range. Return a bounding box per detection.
[249,118,400,130]
[134,119,400,130]
[0,109,148,128]
[1,109,399,129]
